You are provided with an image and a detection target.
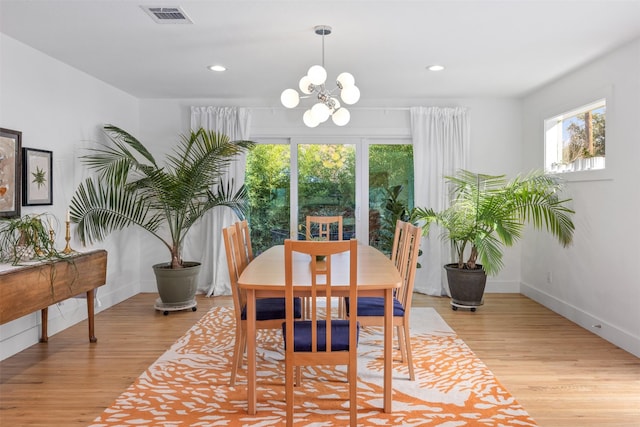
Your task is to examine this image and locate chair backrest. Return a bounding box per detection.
[222,224,247,321]
[284,239,358,354]
[395,222,422,310]
[390,220,408,270]
[305,215,343,241]
[235,219,254,270]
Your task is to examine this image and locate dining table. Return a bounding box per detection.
[237,243,402,415]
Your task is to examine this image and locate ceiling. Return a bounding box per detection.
[1,0,639,104]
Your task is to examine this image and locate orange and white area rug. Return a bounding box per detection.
[91,306,537,426]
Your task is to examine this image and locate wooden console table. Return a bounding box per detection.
[0,250,107,343]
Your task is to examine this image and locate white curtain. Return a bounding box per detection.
[410,106,470,296]
[188,106,252,296]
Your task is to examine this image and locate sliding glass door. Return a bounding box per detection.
[368,143,414,254]
[295,142,356,240]
[245,143,290,253]
[245,138,412,254]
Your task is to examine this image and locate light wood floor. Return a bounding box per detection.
[1,293,638,426]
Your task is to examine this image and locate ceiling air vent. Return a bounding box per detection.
[141,6,193,24]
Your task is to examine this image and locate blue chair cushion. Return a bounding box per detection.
[282,320,360,352]
[241,297,302,321]
[345,297,405,317]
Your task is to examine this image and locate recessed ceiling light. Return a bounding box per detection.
[208,65,226,72]
[427,65,445,71]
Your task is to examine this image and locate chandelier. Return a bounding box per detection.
[280,25,360,127]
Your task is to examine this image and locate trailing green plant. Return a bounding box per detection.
[413,169,575,276]
[69,125,254,269]
[0,214,80,299]
[0,213,63,265]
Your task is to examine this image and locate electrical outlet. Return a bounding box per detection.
[546,271,553,284]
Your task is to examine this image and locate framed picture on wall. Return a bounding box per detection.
[0,128,22,218]
[22,147,53,206]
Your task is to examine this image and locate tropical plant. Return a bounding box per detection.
[0,213,60,265]
[377,184,413,255]
[413,169,575,276]
[69,125,254,268]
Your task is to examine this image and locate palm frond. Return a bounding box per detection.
[70,177,165,246]
[103,125,158,167]
[473,231,504,275]
[80,125,159,189]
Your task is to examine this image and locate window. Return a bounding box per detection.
[245,139,413,254]
[545,99,606,174]
[245,143,290,253]
[368,144,414,253]
[297,143,356,241]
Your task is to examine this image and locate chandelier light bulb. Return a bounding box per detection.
[298,76,313,95]
[332,107,350,126]
[330,97,341,110]
[340,85,360,105]
[307,65,327,85]
[336,72,355,89]
[303,109,320,128]
[311,102,331,123]
[280,89,300,108]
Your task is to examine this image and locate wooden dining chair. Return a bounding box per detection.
[222,224,301,386]
[304,215,345,318]
[283,239,359,427]
[235,219,254,271]
[305,215,343,241]
[346,221,421,380]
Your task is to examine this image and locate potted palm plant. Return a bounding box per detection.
[69,125,254,310]
[414,169,575,311]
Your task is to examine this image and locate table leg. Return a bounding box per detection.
[383,287,393,413]
[246,289,257,415]
[87,289,97,343]
[39,307,49,343]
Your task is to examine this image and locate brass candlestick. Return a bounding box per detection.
[63,221,73,254]
[33,230,44,256]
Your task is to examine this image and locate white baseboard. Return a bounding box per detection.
[521,282,640,358]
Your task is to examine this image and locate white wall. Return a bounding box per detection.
[0,35,141,360]
[520,38,640,357]
[137,97,523,293]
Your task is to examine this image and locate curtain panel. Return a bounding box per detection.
[189,106,252,296]
[410,106,469,296]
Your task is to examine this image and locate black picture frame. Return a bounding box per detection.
[0,128,22,218]
[22,147,53,206]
